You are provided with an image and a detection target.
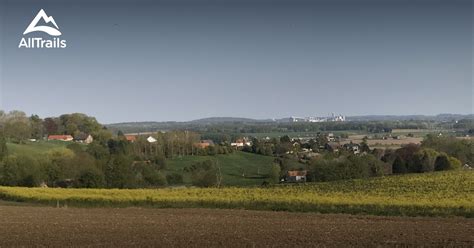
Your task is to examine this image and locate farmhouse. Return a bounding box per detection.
[125,135,137,142]
[147,136,157,143]
[74,133,93,144]
[48,135,74,142]
[286,170,307,182]
[231,138,251,147]
[194,140,214,149]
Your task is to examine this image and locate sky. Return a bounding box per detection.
[0,0,472,123]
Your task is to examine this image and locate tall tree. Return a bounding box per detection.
[0,132,7,160]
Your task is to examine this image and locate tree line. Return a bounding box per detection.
[0,110,109,143]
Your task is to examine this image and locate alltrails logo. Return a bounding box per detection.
[18,9,67,48]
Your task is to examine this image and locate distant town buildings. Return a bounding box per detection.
[289,113,346,123]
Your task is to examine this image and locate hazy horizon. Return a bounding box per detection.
[1,0,472,123]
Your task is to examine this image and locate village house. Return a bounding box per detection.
[74,133,94,144]
[326,133,335,142]
[146,136,157,143]
[48,135,74,142]
[285,170,307,183]
[343,143,360,154]
[194,140,214,149]
[125,135,137,142]
[231,138,251,148]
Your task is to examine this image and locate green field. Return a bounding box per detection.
[0,171,472,217]
[6,141,68,156]
[166,152,275,186]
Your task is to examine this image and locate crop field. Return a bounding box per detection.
[0,205,472,247]
[0,171,472,217]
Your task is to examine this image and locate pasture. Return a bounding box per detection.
[166,152,275,186]
[6,140,68,156]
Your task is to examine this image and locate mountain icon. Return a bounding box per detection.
[23,9,62,36]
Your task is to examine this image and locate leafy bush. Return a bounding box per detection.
[0,155,42,187]
[166,173,183,185]
[308,154,385,182]
[76,167,105,188]
[270,164,281,183]
[185,160,218,187]
[422,135,473,164]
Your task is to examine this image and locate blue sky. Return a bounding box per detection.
[0,0,472,123]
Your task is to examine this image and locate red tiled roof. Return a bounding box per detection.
[48,135,73,140]
[287,170,307,177]
[125,135,137,142]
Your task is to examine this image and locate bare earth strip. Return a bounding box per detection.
[0,204,473,247]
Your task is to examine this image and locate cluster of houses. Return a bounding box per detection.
[230,138,252,148]
[124,134,157,143]
[123,134,216,149]
[47,134,94,144]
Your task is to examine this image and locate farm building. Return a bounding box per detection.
[48,135,74,142]
[147,136,157,143]
[231,138,251,147]
[194,140,214,149]
[74,133,94,144]
[286,170,307,182]
[125,135,137,142]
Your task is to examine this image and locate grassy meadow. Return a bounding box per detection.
[6,140,67,156]
[166,152,275,186]
[0,171,472,217]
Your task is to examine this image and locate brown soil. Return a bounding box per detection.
[0,204,472,247]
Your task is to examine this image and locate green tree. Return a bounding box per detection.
[104,155,135,188]
[270,163,281,183]
[29,115,44,139]
[392,156,407,174]
[0,133,7,161]
[185,160,218,187]
[75,166,105,188]
[0,155,42,187]
[447,156,462,170]
[434,154,450,171]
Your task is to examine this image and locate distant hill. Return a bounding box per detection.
[105,114,473,134]
[190,117,263,124]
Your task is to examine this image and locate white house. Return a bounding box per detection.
[147,136,157,143]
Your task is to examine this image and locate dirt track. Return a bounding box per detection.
[0,203,472,247]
